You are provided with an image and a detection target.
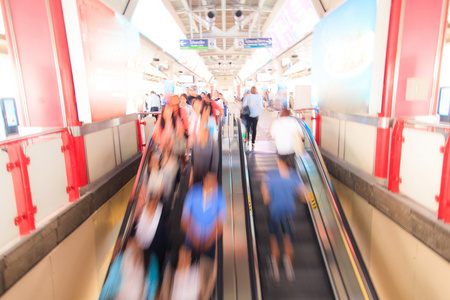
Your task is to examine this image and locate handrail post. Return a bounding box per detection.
[136,118,143,153]
[61,130,88,202]
[313,110,321,147]
[438,135,450,222]
[388,120,405,193]
[6,142,36,235]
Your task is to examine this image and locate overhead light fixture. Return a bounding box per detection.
[234,10,244,30]
[206,11,215,31]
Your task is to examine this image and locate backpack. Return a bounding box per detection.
[240,105,250,119]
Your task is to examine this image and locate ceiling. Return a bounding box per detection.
[0,0,348,82]
[162,0,281,78]
[160,0,348,80]
[106,0,348,82]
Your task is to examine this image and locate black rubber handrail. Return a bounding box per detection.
[109,131,156,262]
[216,116,224,300]
[235,116,261,300]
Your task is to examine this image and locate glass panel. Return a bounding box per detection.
[0,150,20,248]
[27,137,68,223]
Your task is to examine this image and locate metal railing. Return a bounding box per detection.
[235,115,262,300]
[295,116,378,299]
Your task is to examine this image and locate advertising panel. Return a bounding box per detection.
[311,0,377,115]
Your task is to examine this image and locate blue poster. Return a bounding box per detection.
[311,0,377,114]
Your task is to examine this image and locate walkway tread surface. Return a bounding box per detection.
[247,153,334,299]
[241,106,334,299]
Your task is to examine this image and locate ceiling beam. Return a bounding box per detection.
[261,0,288,34]
[222,0,226,50]
[180,0,200,34]
[310,0,326,18]
[199,50,251,56]
[178,5,271,13]
[160,0,192,35]
[248,0,265,36]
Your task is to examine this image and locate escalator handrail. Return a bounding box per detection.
[110,130,156,261]
[235,115,262,300]
[296,117,378,299]
[216,116,224,300]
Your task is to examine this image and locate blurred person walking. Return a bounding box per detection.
[190,127,219,186]
[260,155,306,282]
[243,86,264,148]
[270,107,305,167]
[181,171,226,298]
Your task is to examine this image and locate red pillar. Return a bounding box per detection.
[374,0,403,179]
[6,143,36,235]
[48,0,82,128]
[313,112,321,147]
[136,119,144,153]
[61,131,88,202]
[388,120,405,192]
[49,0,88,195]
[437,135,450,222]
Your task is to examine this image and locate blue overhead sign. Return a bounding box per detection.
[244,38,272,48]
[180,39,209,49]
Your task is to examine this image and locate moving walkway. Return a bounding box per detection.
[101,112,378,300]
[232,114,378,299]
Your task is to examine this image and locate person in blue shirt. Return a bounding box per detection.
[261,154,306,282]
[181,171,226,260]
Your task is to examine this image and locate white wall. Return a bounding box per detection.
[321,116,377,175]
[332,177,450,300]
[1,179,133,300]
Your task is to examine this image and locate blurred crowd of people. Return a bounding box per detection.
[100,87,228,300]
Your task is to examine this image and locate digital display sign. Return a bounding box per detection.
[1,98,19,135]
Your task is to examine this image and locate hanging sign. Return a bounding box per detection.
[180,39,216,50]
[235,38,273,49]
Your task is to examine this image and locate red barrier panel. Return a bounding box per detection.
[6,143,36,235]
[388,120,405,193]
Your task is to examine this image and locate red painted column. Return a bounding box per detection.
[136,119,144,153]
[374,0,403,179]
[313,112,321,147]
[61,131,88,202]
[6,143,36,235]
[49,0,88,195]
[48,0,82,128]
[388,120,405,192]
[438,135,450,222]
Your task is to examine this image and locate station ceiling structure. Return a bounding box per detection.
[0,0,348,83]
[161,0,346,79]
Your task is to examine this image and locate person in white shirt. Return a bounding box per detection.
[243,86,264,148]
[270,107,305,167]
[149,91,161,121]
[214,93,224,117]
